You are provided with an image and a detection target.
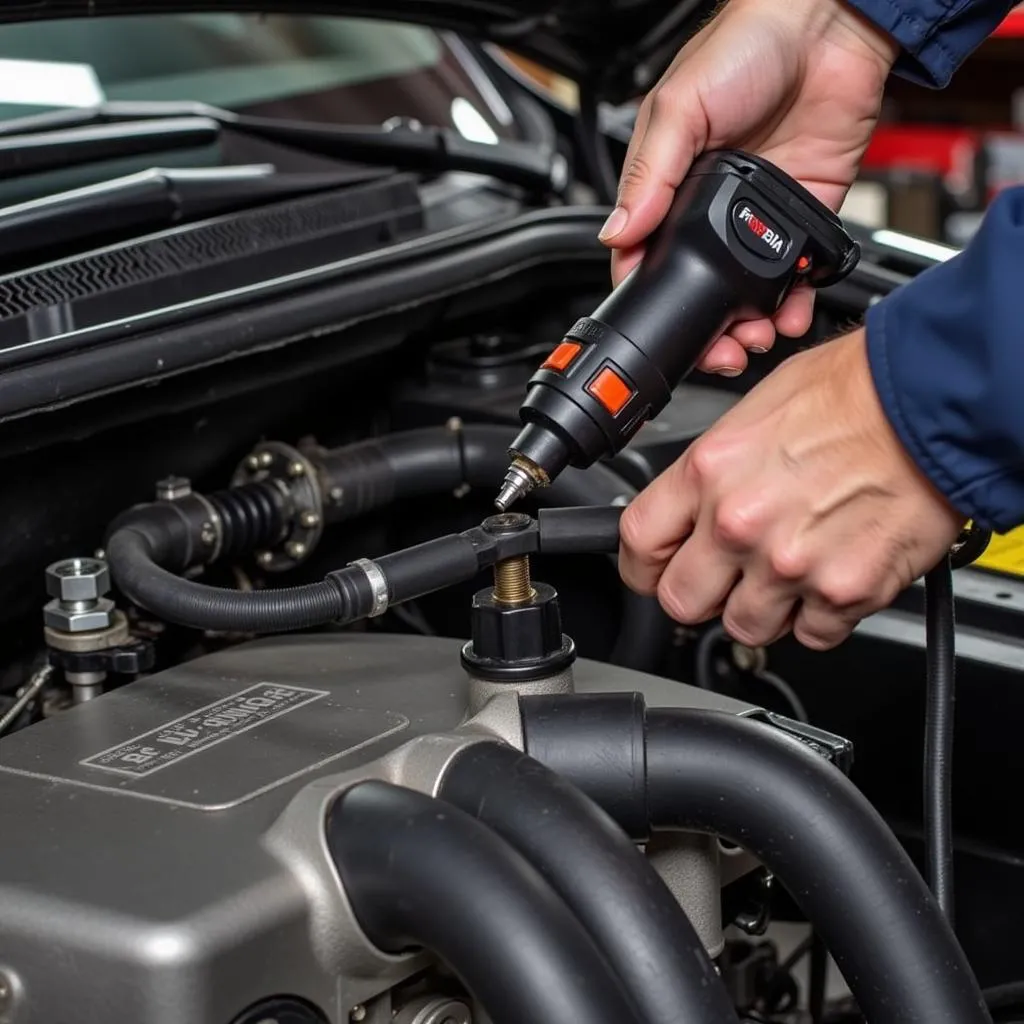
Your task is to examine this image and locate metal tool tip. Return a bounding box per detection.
[495,464,534,512]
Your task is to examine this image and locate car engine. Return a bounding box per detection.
[0,10,1019,1024]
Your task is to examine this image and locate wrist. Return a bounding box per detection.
[831,0,900,73]
[741,0,897,76]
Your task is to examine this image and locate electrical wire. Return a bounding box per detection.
[0,664,53,739]
[753,669,809,724]
[924,556,956,924]
[694,622,808,723]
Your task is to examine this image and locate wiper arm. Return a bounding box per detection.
[0,101,569,196]
[0,164,379,265]
[0,116,221,178]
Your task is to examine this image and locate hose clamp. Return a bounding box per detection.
[351,558,389,618]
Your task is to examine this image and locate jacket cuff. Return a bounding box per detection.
[864,186,1024,532]
[843,0,1015,87]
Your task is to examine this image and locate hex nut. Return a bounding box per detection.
[45,559,110,603]
[43,597,115,634]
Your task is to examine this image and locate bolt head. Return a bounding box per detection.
[350,1007,367,1023]
[300,511,320,528]
[45,558,110,602]
[245,453,261,471]
[258,451,274,468]
[329,486,344,504]
[155,476,191,502]
[256,551,274,567]
[286,541,307,559]
[44,597,115,633]
[288,461,306,478]
[200,523,217,546]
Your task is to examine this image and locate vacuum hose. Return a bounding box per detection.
[520,695,991,1024]
[106,425,663,660]
[326,779,643,1024]
[438,741,741,1024]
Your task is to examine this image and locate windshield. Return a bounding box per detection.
[0,14,517,141]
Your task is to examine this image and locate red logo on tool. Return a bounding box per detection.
[737,205,786,254]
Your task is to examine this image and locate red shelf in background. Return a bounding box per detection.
[993,7,1024,37]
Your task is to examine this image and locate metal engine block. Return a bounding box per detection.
[0,633,758,1024]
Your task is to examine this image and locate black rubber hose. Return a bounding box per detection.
[924,555,956,924]
[643,709,990,1024]
[106,527,374,633]
[326,779,643,1024]
[438,741,741,1024]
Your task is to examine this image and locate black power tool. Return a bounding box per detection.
[495,150,861,511]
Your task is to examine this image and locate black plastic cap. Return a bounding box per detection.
[462,581,576,682]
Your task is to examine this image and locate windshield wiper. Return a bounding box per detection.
[0,164,383,265]
[0,116,221,178]
[0,100,569,196]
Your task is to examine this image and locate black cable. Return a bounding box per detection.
[695,621,727,690]
[576,82,620,206]
[438,741,741,1024]
[325,779,643,1024]
[924,555,956,924]
[985,980,1024,1022]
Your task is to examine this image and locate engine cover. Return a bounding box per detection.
[0,632,756,1024]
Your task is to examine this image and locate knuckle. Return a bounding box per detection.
[656,577,697,625]
[685,439,724,485]
[618,503,650,557]
[619,154,652,196]
[713,500,762,552]
[649,82,686,122]
[816,567,877,611]
[768,542,811,583]
[721,612,766,648]
[794,625,845,652]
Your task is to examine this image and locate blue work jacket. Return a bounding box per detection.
[846,0,1022,531]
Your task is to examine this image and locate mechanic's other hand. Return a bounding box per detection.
[602,0,896,376]
[618,329,965,651]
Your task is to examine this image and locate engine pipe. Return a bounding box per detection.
[105,425,669,665]
[106,505,623,634]
[519,694,991,1024]
[437,741,741,1024]
[325,779,644,1024]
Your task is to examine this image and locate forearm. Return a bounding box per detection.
[843,0,1016,85]
[866,186,1024,532]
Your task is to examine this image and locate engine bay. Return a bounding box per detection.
[0,12,1022,1024]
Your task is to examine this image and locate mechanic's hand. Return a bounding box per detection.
[618,329,966,650]
[601,0,896,376]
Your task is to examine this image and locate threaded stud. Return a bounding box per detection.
[493,555,536,605]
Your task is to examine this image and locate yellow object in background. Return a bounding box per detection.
[974,528,1024,577]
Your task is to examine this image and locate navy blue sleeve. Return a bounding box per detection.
[844,0,1016,86]
[865,186,1024,533]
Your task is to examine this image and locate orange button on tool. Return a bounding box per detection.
[587,366,634,416]
[541,341,582,372]
[796,255,812,273]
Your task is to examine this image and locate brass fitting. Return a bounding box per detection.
[493,555,536,605]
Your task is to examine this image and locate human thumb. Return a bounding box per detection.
[599,91,704,252]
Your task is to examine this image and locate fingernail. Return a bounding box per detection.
[714,367,743,378]
[747,346,769,354]
[598,206,628,241]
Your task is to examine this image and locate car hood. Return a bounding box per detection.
[0,1,714,104]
